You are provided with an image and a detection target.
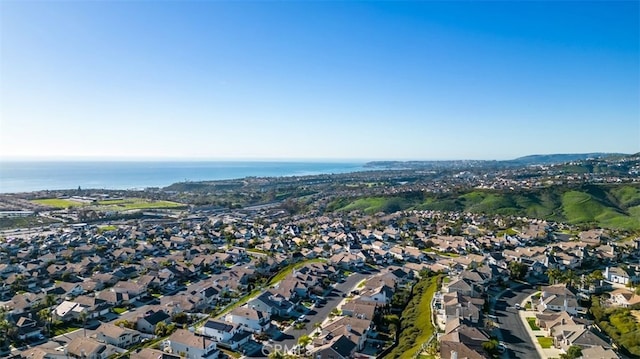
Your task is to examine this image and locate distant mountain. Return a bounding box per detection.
[364,153,629,169]
[508,153,627,166]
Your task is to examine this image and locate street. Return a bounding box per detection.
[491,283,539,359]
[264,272,368,356]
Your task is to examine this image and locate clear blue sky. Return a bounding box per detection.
[1,1,638,161]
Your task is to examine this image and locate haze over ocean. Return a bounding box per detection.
[0,161,366,193]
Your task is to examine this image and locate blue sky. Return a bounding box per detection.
[1,1,638,161]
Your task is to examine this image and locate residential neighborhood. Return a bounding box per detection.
[1,196,639,359]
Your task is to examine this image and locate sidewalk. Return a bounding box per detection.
[517,296,564,359]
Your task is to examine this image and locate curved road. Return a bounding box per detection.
[491,283,540,359]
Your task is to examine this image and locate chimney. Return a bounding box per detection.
[451,350,458,359]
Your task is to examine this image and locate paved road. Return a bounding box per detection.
[491,283,539,359]
[266,273,367,355]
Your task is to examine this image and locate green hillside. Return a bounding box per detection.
[329,184,640,230]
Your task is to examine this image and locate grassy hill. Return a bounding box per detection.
[329,184,640,230]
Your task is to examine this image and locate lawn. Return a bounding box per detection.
[51,323,81,336]
[390,274,440,359]
[527,317,540,330]
[113,307,128,314]
[32,198,86,208]
[537,337,553,349]
[96,198,186,210]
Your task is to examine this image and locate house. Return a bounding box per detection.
[340,300,378,320]
[201,320,235,343]
[200,320,251,350]
[581,346,619,359]
[137,310,171,334]
[66,337,120,359]
[538,284,584,315]
[95,323,141,349]
[309,335,358,359]
[604,266,638,286]
[224,306,270,333]
[320,316,372,351]
[131,348,181,359]
[551,324,612,351]
[74,295,113,319]
[439,324,490,359]
[444,278,475,297]
[54,300,88,321]
[609,288,640,308]
[21,347,69,359]
[164,329,219,359]
[16,316,42,340]
[437,292,484,329]
[358,284,394,304]
[248,291,295,317]
[112,281,146,301]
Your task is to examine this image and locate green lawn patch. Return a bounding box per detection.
[32,198,86,208]
[96,198,186,211]
[113,307,128,314]
[51,323,80,336]
[220,348,241,358]
[537,337,553,348]
[527,317,539,330]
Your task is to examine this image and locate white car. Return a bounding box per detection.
[297,314,306,322]
[514,303,521,310]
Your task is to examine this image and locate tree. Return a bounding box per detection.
[155,321,168,336]
[0,309,10,348]
[38,308,51,336]
[559,345,582,359]
[481,339,499,356]
[172,312,189,325]
[268,350,285,359]
[297,335,312,354]
[508,261,527,280]
[313,322,322,334]
[562,270,578,288]
[546,268,562,285]
[79,311,88,337]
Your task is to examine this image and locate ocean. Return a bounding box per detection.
[0,161,367,193]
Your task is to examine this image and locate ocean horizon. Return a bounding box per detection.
[0,161,367,194]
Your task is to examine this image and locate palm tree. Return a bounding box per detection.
[38,308,51,336]
[43,294,56,335]
[562,270,578,288]
[313,322,322,334]
[79,311,88,337]
[546,268,562,285]
[297,335,312,355]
